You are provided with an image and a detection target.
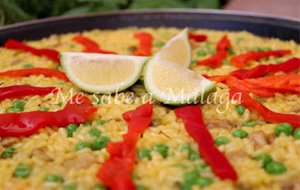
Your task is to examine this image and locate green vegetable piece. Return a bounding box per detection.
[178,144,191,151]
[191,60,198,65]
[265,161,287,175]
[228,47,235,56]
[293,128,300,139]
[255,153,273,168]
[56,65,64,71]
[66,124,78,137]
[214,136,230,146]
[40,106,49,111]
[232,129,248,139]
[196,163,208,173]
[197,50,207,56]
[89,128,101,137]
[12,100,26,111]
[23,64,33,68]
[154,41,165,47]
[243,121,257,128]
[275,123,293,136]
[138,149,152,160]
[196,177,213,187]
[235,105,245,115]
[153,144,169,158]
[83,121,92,126]
[1,146,16,159]
[13,164,31,178]
[223,59,231,66]
[96,119,106,126]
[75,141,91,151]
[93,184,107,190]
[44,174,64,183]
[64,183,77,190]
[7,107,21,113]
[137,184,147,190]
[184,170,199,183]
[91,136,110,151]
[189,150,200,161]
[255,97,266,103]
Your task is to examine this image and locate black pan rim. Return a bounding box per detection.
[0,8,299,31]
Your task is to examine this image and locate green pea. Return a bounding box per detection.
[138,149,152,160]
[243,121,257,128]
[232,129,248,138]
[66,124,78,137]
[235,105,245,115]
[265,161,287,175]
[154,41,165,47]
[153,144,169,158]
[189,151,200,161]
[96,119,106,126]
[40,106,49,111]
[83,121,92,126]
[13,164,31,178]
[137,184,147,190]
[7,107,21,113]
[197,50,207,56]
[93,185,107,190]
[44,174,64,183]
[196,177,213,187]
[196,163,208,173]
[91,136,110,151]
[275,123,293,136]
[293,128,300,139]
[12,100,25,111]
[255,153,273,168]
[181,181,193,190]
[89,128,101,137]
[1,146,16,159]
[214,136,230,146]
[191,60,198,65]
[178,144,191,152]
[57,102,63,107]
[75,141,91,151]
[56,65,64,71]
[64,183,77,190]
[23,64,33,68]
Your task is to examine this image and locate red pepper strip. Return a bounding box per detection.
[0,94,97,137]
[133,32,153,56]
[196,51,228,68]
[230,50,292,68]
[4,39,60,63]
[0,85,57,102]
[0,68,69,82]
[72,35,117,54]
[189,33,207,42]
[230,58,300,79]
[230,88,300,128]
[216,35,231,52]
[203,74,229,83]
[175,106,238,181]
[97,103,153,190]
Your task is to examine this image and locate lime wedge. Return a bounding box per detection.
[144,56,215,105]
[157,28,191,67]
[60,52,147,94]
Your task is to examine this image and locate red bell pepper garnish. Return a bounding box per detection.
[72,35,117,54]
[230,50,292,68]
[4,39,60,63]
[203,74,229,83]
[189,33,207,42]
[230,88,300,128]
[196,51,228,68]
[230,58,300,79]
[175,106,238,181]
[0,94,97,137]
[0,68,69,82]
[133,32,153,56]
[216,35,231,52]
[97,103,153,190]
[0,85,57,102]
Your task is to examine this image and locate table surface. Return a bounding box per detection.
[225,0,300,19]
